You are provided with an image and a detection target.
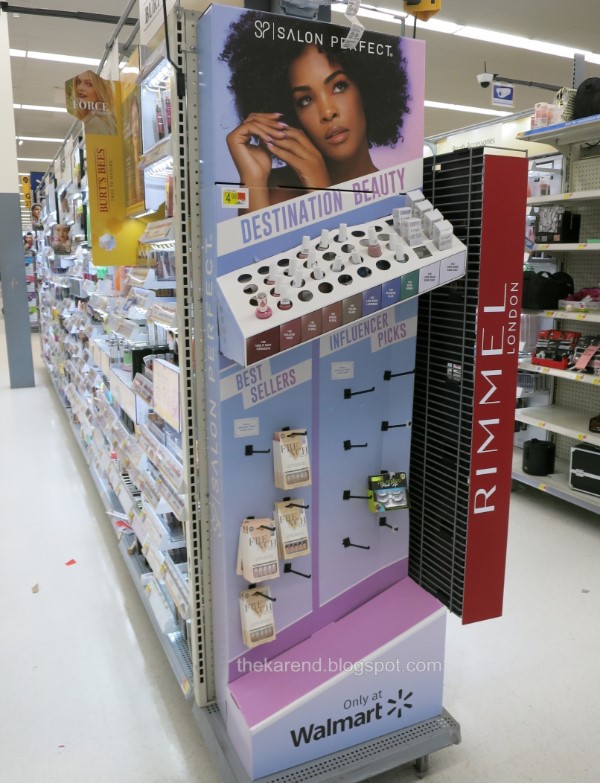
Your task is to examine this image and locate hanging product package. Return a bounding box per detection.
[534,206,580,244]
[522,270,574,310]
[572,77,600,120]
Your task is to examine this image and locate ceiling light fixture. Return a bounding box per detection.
[27,50,101,67]
[9,48,27,57]
[14,104,68,113]
[425,100,511,117]
[16,136,64,143]
[18,157,53,162]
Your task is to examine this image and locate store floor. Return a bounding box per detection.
[1,316,599,783]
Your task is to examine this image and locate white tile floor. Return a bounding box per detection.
[1,315,600,783]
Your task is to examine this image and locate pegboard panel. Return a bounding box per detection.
[572,156,600,191]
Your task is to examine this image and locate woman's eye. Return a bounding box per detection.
[296,94,312,108]
[333,80,349,94]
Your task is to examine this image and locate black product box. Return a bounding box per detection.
[534,206,581,244]
[569,444,600,497]
[532,329,581,369]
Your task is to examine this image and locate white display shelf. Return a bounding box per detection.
[514,405,600,447]
[518,115,600,147]
[527,189,600,206]
[532,242,600,252]
[525,309,600,323]
[119,536,193,699]
[512,450,600,514]
[519,360,600,386]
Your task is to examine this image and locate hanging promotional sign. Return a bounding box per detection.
[120,49,146,217]
[139,0,175,45]
[65,71,144,266]
[20,175,32,209]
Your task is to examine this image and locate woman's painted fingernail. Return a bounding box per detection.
[278,122,289,128]
[273,112,284,117]
[266,140,274,146]
[266,136,274,143]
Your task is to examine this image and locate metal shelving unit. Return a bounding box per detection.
[515,117,600,509]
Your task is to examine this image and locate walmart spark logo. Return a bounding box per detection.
[386,689,413,719]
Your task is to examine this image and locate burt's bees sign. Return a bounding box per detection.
[65,71,143,265]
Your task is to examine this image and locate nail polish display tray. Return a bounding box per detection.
[216,214,467,367]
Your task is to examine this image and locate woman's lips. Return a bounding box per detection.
[326,126,349,145]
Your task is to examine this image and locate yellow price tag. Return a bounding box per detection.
[575,374,584,381]
[144,583,152,596]
[536,421,546,428]
[221,188,249,208]
[160,563,167,575]
[593,379,600,385]
[579,243,587,249]
[181,677,191,696]
[562,192,573,200]
[577,314,585,320]
[542,368,550,374]
[538,483,547,491]
[577,433,586,441]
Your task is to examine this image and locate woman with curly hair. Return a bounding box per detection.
[220,12,410,213]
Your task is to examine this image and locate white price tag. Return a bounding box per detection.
[341,0,364,50]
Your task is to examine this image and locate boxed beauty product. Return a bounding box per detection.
[422,208,443,239]
[368,472,409,512]
[572,336,600,373]
[402,218,424,247]
[433,219,454,251]
[392,207,412,232]
[273,430,311,489]
[274,499,310,559]
[532,329,581,369]
[237,518,280,582]
[240,586,276,649]
[412,198,433,221]
[534,206,581,244]
[405,189,425,209]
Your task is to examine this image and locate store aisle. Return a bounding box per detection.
[0,318,220,783]
[1,315,599,783]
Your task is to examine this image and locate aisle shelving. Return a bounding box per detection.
[532,243,600,252]
[512,450,600,514]
[527,189,600,206]
[523,309,600,323]
[515,405,600,447]
[519,360,600,386]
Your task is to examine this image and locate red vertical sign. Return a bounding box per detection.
[463,153,528,624]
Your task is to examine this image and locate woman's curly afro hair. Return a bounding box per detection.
[220,11,410,149]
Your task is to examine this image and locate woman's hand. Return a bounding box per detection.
[266,127,331,190]
[226,112,287,187]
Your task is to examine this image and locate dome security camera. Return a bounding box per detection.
[477,72,495,88]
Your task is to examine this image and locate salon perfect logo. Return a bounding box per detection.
[289,689,413,747]
[253,19,394,57]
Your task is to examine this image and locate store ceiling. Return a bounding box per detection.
[7,0,600,184]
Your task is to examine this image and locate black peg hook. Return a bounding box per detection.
[383,369,414,381]
[342,537,370,550]
[247,584,277,601]
[344,386,375,399]
[379,517,399,532]
[284,563,312,579]
[343,440,368,451]
[381,421,411,431]
[343,490,369,501]
[245,444,271,456]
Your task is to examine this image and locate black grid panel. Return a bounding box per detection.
[409,148,485,617]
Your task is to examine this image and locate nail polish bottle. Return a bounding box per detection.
[272,274,284,297]
[318,229,330,250]
[367,226,382,258]
[338,223,348,243]
[264,265,276,285]
[287,257,298,277]
[298,236,311,259]
[279,286,293,310]
[306,249,317,269]
[350,251,362,265]
[291,271,303,288]
[255,291,272,319]
[331,255,343,273]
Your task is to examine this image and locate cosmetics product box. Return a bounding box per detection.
[403,218,424,247]
[531,329,581,370]
[240,586,276,649]
[422,208,444,239]
[273,430,311,490]
[433,219,454,251]
[405,189,425,209]
[412,198,433,221]
[534,206,581,244]
[237,518,280,582]
[274,499,310,560]
[392,207,412,231]
[368,472,409,512]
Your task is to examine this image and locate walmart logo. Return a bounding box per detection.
[386,689,413,718]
